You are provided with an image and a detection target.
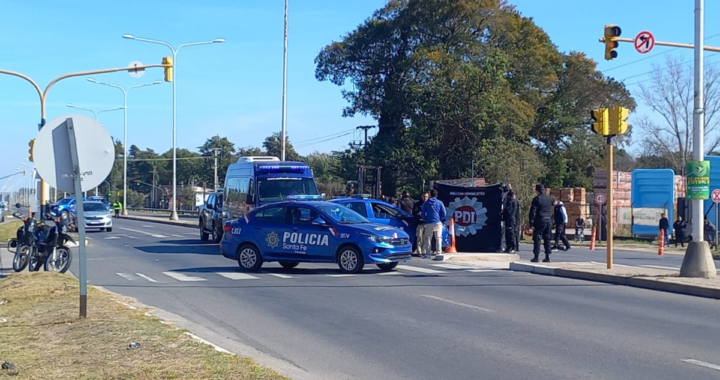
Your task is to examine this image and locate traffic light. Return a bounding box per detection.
[591,108,609,136]
[603,24,622,60]
[609,106,630,135]
[162,56,173,82]
[107,192,112,198]
[28,139,35,162]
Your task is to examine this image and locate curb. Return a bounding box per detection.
[509,262,720,300]
[122,215,196,229]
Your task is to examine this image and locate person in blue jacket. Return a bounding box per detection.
[421,189,447,258]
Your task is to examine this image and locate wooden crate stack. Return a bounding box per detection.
[593,170,632,224]
[545,187,588,222]
[674,175,686,198]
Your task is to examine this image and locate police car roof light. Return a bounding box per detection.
[236,156,280,163]
[287,194,323,201]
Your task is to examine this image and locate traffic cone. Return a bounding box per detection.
[445,218,457,253]
[590,226,596,251]
[658,230,664,256]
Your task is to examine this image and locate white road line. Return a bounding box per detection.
[172,234,185,238]
[378,271,402,275]
[397,265,446,274]
[162,272,207,282]
[151,234,169,238]
[104,236,120,240]
[135,273,158,283]
[468,269,500,273]
[268,273,293,279]
[216,272,259,280]
[327,274,355,277]
[682,359,720,372]
[432,263,470,270]
[142,225,155,228]
[421,294,495,313]
[116,273,135,281]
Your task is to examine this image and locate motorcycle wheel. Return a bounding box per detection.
[44,247,72,274]
[12,245,29,272]
[28,249,43,272]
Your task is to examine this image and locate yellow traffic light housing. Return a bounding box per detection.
[28,139,35,162]
[609,106,630,135]
[162,56,173,82]
[603,24,622,60]
[591,108,609,136]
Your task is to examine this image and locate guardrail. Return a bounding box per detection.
[126,207,197,216]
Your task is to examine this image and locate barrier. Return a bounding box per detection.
[444,218,457,253]
[590,226,596,251]
[658,229,664,256]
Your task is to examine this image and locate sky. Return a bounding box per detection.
[1,0,719,191]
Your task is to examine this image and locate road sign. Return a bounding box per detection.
[128,61,145,78]
[634,31,655,54]
[712,189,720,203]
[595,193,607,205]
[33,114,115,193]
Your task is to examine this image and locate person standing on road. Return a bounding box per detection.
[552,199,571,251]
[574,216,586,242]
[659,213,670,245]
[421,189,446,259]
[528,184,553,263]
[112,200,122,219]
[704,218,717,249]
[673,216,687,248]
[502,191,518,254]
[412,192,429,256]
[397,190,414,215]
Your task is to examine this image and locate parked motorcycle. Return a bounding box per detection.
[10,204,74,273]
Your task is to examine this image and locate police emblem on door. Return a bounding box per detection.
[266,231,279,249]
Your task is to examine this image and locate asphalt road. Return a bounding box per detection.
[127,210,196,220]
[68,218,720,380]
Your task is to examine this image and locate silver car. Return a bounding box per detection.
[73,201,113,232]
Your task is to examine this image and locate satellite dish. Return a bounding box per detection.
[33,114,115,193]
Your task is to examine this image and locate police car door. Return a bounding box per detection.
[370,202,409,232]
[286,205,331,261]
[251,205,291,261]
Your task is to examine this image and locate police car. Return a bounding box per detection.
[220,196,412,274]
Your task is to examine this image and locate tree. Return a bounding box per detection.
[263,132,302,161]
[306,152,345,195]
[637,56,720,175]
[198,135,236,187]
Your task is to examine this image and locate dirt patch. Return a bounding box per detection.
[0,272,289,380]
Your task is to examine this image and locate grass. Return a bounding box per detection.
[0,272,290,380]
[0,220,22,243]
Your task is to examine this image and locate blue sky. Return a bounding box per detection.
[1,0,719,190]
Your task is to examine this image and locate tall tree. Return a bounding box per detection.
[263,132,302,161]
[198,135,236,187]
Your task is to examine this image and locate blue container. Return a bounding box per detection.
[631,169,675,236]
[702,156,720,227]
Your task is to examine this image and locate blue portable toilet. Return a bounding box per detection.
[703,156,720,228]
[631,169,675,236]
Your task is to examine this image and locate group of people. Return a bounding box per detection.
[527,184,581,263]
[660,213,718,249]
[396,190,447,259]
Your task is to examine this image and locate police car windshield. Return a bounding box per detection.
[258,178,318,202]
[315,204,368,224]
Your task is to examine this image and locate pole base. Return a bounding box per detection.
[680,241,717,278]
[121,209,128,216]
[169,211,179,221]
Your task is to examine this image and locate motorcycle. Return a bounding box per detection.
[11,204,74,273]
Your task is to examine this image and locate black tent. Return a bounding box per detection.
[434,182,509,252]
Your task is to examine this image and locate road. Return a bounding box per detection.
[68,218,720,380]
[127,210,196,220]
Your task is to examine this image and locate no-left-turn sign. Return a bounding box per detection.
[634,31,655,54]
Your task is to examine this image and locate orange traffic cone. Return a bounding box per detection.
[590,226,596,251]
[658,230,664,256]
[445,218,457,253]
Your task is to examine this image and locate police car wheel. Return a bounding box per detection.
[376,262,398,272]
[337,246,364,274]
[279,261,299,269]
[237,244,263,272]
[212,225,222,243]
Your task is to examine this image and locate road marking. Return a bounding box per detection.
[116,273,135,281]
[682,359,720,372]
[268,273,293,279]
[327,274,355,277]
[378,271,402,275]
[142,225,155,228]
[135,273,158,283]
[104,236,120,240]
[421,295,495,313]
[468,269,501,273]
[151,234,169,238]
[162,272,207,282]
[397,265,446,274]
[172,234,185,238]
[432,263,470,270]
[216,272,259,280]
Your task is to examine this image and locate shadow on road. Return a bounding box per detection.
[159,239,212,245]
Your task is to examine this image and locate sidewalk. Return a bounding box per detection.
[510,261,720,300]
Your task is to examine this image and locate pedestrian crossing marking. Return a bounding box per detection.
[396,265,446,274]
[162,272,207,282]
[217,272,259,280]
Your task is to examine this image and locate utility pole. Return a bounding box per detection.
[280,0,289,161]
[151,169,158,209]
[213,148,219,192]
[356,125,375,148]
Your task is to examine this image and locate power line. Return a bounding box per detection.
[295,131,353,149]
[293,128,355,145]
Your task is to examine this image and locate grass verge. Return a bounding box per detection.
[0,220,22,243]
[0,272,290,380]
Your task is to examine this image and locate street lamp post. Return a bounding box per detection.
[87,78,163,216]
[122,34,225,221]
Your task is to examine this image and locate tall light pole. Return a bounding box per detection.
[122,34,225,220]
[281,0,289,161]
[87,78,163,215]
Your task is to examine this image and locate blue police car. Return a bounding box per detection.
[220,197,412,274]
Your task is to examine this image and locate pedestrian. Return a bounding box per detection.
[704,219,717,249]
[112,199,122,219]
[502,191,519,253]
[397,190,414,215]
[552,199,571,251]
[659,213,670,245]
[673,216,687,248]
[412,192,429,256]
[421,189,446,259]
[528,184,553,263]
[574,216,586,242]
[514,194,521,251]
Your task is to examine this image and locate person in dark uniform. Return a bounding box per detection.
[515,194,521,251]
[397,190,415,214]
[673,216,687,248]
[659,213,670,245]
[528,184,553,262]
[503,191,518,253]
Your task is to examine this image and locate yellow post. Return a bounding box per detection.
[607,138,614,269]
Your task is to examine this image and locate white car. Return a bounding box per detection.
[73,201,113,232]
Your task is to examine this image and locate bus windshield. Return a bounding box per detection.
[257,178,318,202]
